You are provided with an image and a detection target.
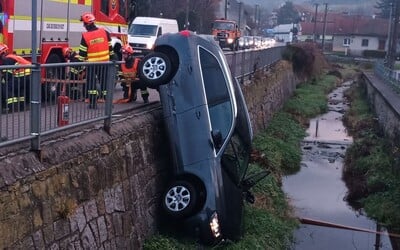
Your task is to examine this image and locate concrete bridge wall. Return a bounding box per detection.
[0,61,298,249]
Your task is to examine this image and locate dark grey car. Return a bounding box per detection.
[138,30,266,245]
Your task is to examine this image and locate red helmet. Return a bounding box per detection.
[80,12,95,25]
[62,47,73,58]
[121,44,134,55]
[0,43,8,55]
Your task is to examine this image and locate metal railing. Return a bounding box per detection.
[374,61,400,94]
[225,46,286,82]
[0,46,285,150]
[0,61,117,150]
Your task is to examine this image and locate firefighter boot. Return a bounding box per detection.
[131,89,137,102]
[142,94,149,103]
[141,89,149,103]
[122,83,129,99]
[88,95,97,109]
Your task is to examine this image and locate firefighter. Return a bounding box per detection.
[63,47,85,100]
[78,12,114,109]
[0,43,31,112]
[115,44,149,103]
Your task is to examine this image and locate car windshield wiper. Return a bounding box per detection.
[241,170,270,191]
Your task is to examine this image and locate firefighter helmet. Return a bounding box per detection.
[80,12,96,25]
[121,44,134,55]
[0,43,8,55]
[62,47,73,58]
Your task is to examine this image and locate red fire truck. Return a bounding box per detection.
[0,0,128,97]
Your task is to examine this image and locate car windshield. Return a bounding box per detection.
[128,24,158,36]
[213,22,235,30]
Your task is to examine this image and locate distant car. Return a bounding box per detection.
[238,36,245,49]
[138,30,267,245]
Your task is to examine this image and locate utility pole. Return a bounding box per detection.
[238,2,242,29]
[388,0,400,69]
[225,0,228,19]
[386,2,393,66]
[321,3,328,51]
[255,4,259,26]
[313,3,319,42]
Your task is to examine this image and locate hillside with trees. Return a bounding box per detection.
[127,0,221,33]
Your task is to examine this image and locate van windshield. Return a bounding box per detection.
[128,24,158,36]
[213,22,235,30]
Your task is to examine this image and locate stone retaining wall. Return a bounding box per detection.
[361,72,400,143]
[0,61,298,249]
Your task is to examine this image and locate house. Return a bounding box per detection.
[300,12,389,57]
[272,23,299,43]
[331,15,388,56]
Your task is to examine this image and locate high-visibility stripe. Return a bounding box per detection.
[49,0,90,5]
[8,16,128,31]
[7,97,19,104]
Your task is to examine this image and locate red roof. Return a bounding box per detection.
[301,14,389,37]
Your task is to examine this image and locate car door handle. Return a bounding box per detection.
[195,111,201,119]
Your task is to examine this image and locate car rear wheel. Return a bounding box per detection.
[162,180,198,218]
[138,52,172,89]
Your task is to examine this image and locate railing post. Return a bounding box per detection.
[104,61,116,134]
[231,52,237,78]
[240,50,245,84]
[30,63,42,151]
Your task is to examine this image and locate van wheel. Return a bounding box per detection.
[138,52,171,89]
[162,180,198,218]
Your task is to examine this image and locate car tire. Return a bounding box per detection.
[138,52,172,89]
[162,180,198,218]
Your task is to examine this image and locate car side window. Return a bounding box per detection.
[199,47,233,150]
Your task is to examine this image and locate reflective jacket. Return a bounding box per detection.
[4,54,31,77]
[81,28,110,62]
[119,57,140,80]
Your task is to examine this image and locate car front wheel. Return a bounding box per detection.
[138,52,172,89]
[162,180,198,218]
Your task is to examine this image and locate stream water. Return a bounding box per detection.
[283,81,393,250]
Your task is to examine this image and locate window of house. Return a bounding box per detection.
[343,38,351,46]
[362,39,369,47]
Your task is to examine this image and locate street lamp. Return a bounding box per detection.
[225,0,229,19]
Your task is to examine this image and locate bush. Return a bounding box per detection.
[362,50,386,58]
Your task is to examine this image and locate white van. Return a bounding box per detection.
[128,17,179,54]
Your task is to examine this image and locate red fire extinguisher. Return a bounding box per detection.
[58,95,70,126]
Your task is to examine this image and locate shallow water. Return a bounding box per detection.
[283,81,392,250]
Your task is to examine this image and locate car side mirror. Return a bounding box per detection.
[211,130,223,149]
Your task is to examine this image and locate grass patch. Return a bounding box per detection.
[343,80,400,231]
[284,75,337,125]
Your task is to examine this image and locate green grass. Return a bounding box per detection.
[284,75,337,121]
